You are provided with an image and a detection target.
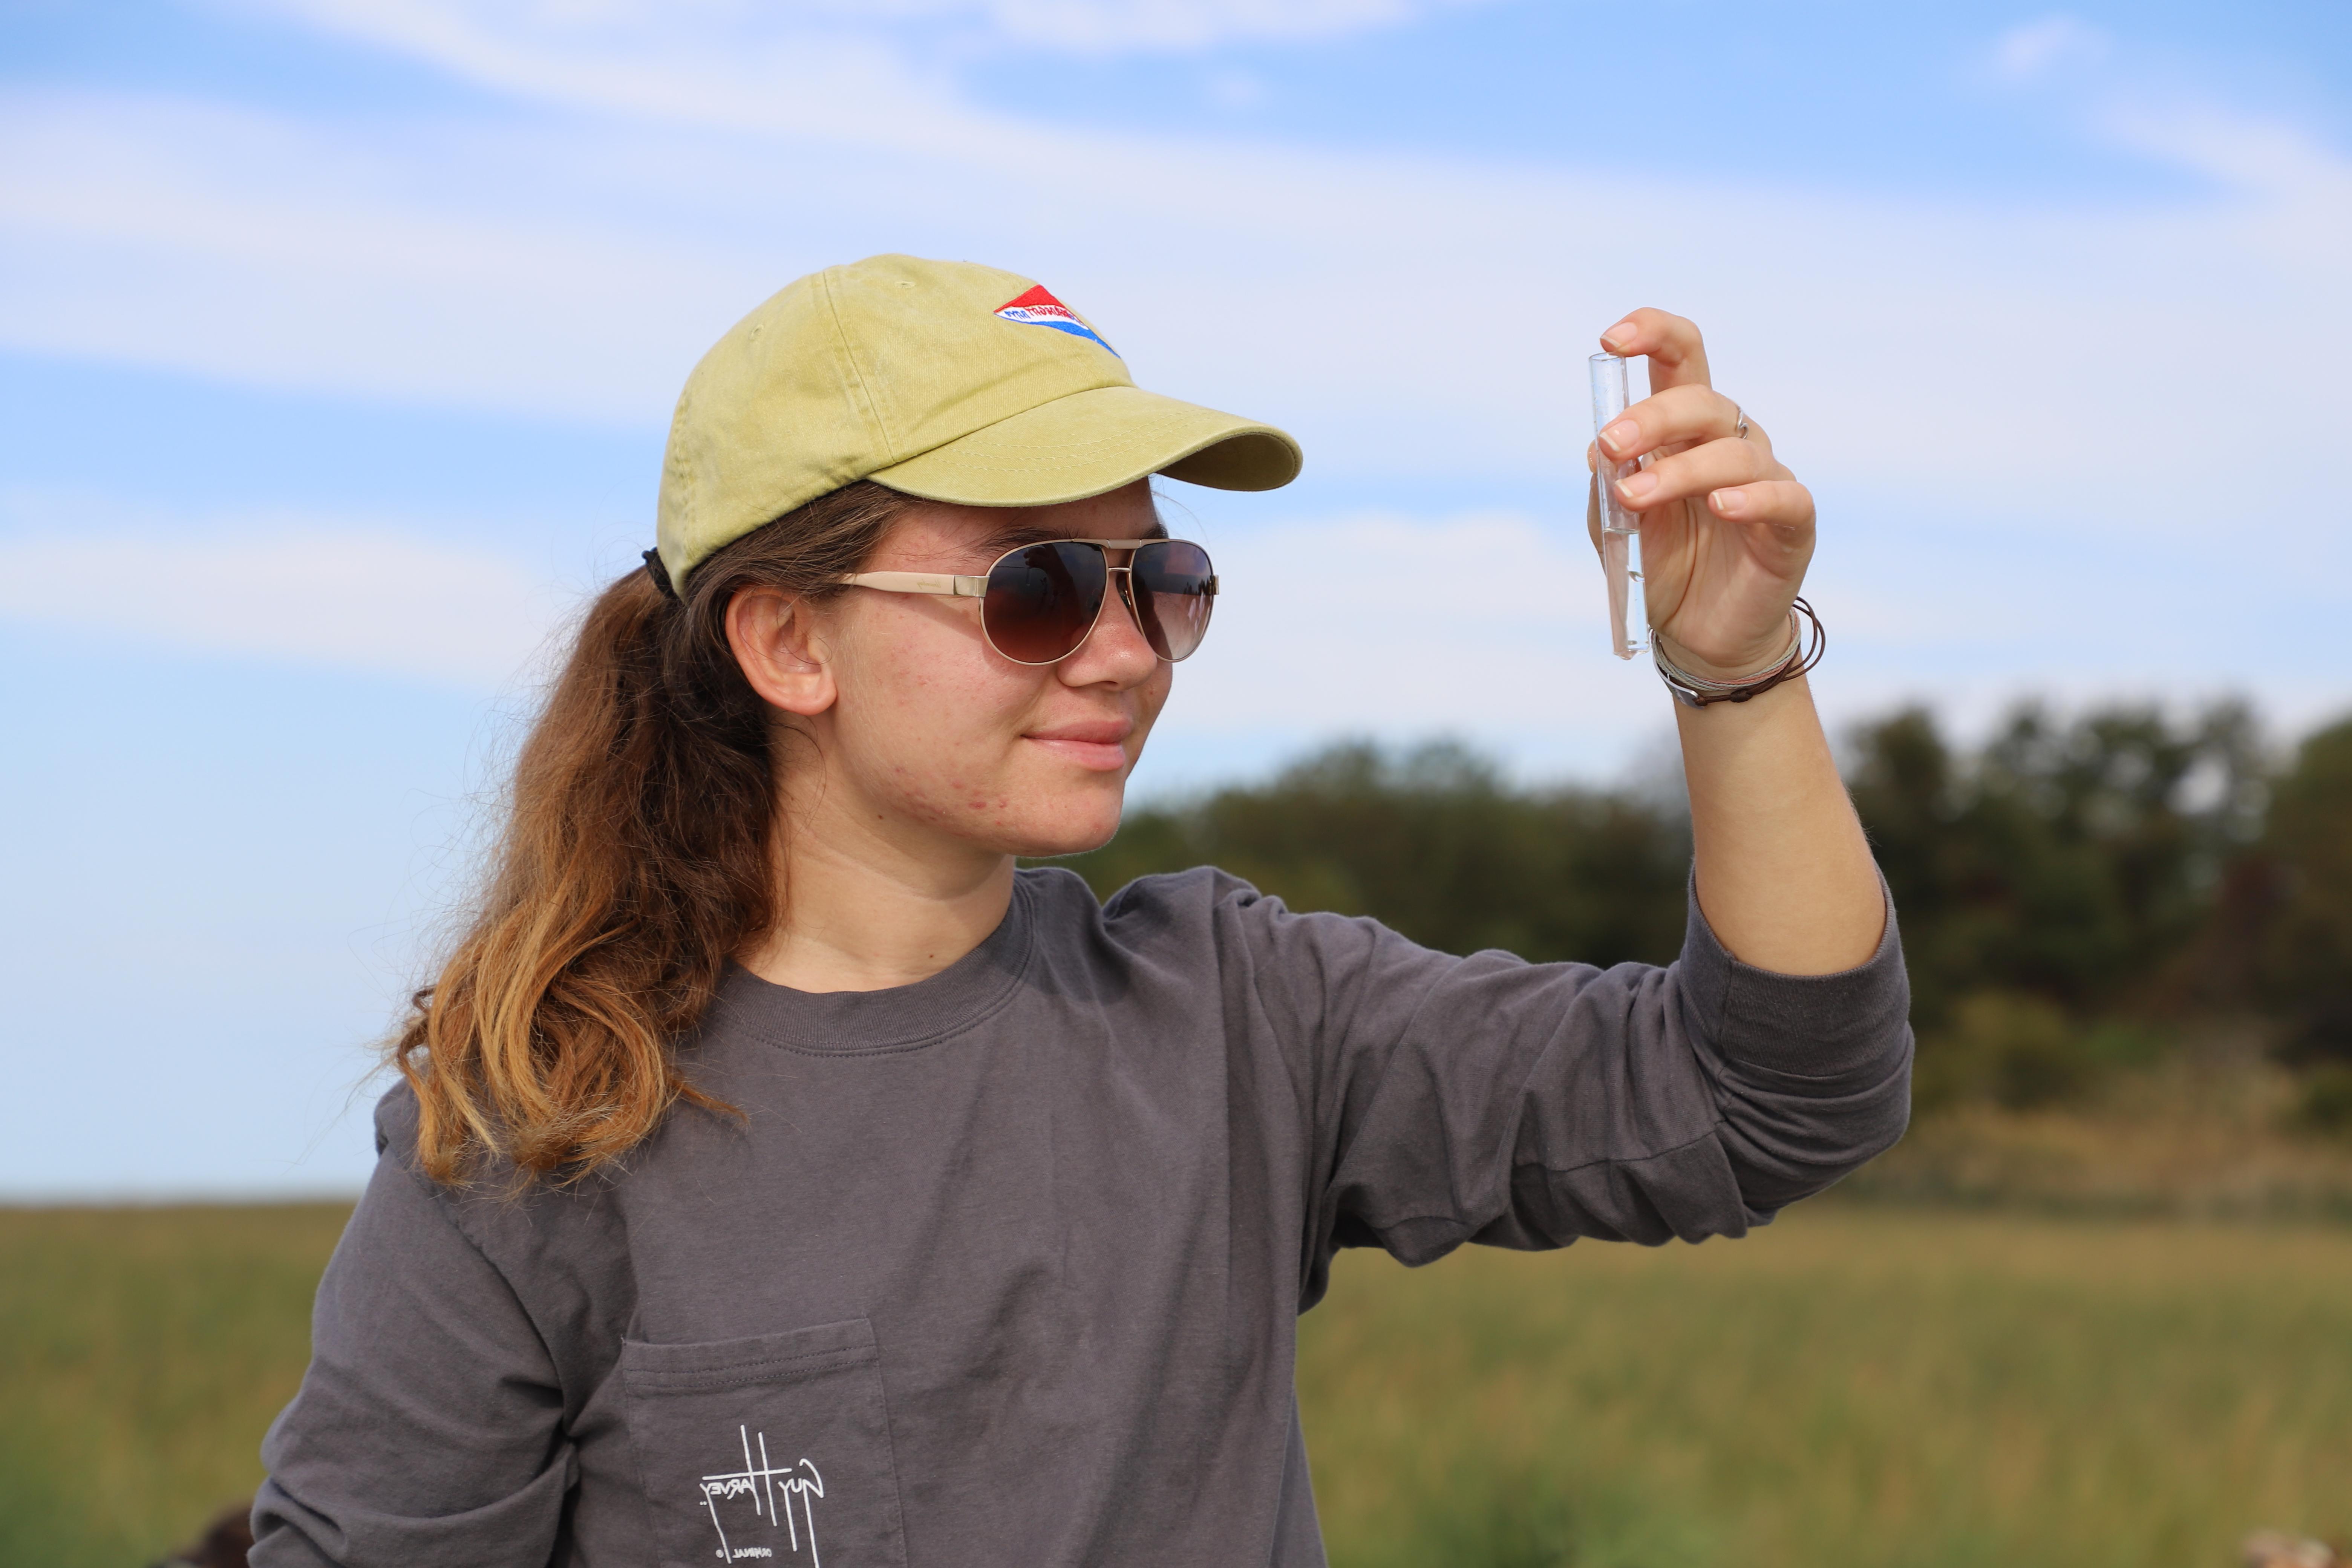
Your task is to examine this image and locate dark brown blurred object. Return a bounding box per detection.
[149,1499,253,1568]
[2244,1530,2344,1568]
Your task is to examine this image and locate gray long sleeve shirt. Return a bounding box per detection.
[254,866,1912,1568]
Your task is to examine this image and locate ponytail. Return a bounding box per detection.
[395,481,915,1184]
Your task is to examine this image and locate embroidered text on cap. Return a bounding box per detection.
[994,286,1120,358]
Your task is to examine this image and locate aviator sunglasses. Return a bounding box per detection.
[843,538,1218,666]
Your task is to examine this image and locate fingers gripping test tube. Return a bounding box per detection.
[1590,353,1648,660]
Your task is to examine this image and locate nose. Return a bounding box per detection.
[1061,565,1160,686]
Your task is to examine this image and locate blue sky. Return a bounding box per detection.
[5,0,2349,1196]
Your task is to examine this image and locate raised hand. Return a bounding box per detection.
[1585,308,1813,680]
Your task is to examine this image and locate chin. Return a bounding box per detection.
[997,794,1126,860]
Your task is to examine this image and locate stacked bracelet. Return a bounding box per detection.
[1653,597,1825,709]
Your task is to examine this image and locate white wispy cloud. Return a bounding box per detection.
[0,4,2345,723]
[0,90,762,423]
[227,0,973,149]
[5,68,2344,537]
[0,495,567,686]
[1990,15,2109,84]
[247,0,1482,67]
[218,0,1484,153]
[2096,101,2352,272]
[1164,499,2352,770]
[0,490,1656,753]
[1176,507,1619,720]
[920,0,1459,51]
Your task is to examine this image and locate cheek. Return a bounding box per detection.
[834,613,1041,800]
[1136,666,1174,729]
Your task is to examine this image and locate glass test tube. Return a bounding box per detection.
[1590,352,1648,660]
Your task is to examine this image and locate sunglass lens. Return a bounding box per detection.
[983,542,1108,664]
[1128,541,1215,662]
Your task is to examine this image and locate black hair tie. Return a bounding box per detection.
[641,549,680,602]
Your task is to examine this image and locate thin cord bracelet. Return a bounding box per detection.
[1661,614,1800,689]
[1653,598,1825,709]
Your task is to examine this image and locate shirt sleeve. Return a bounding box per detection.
[251,1100,574,1568]
[1216,874,1913,1288]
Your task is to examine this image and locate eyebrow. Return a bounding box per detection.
[977,519,1171,554]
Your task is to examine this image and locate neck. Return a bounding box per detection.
[737,769,1017,995]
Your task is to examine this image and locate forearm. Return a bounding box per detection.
[1676,672,1884,974]
[1582,305,1885,973]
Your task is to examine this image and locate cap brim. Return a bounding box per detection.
[866,384,1301,508]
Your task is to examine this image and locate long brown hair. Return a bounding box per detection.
[394,481,916,1184]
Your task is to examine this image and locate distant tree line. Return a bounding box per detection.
[1048,702,2352,1113]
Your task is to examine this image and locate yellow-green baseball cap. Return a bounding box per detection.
[655,254,1303,589]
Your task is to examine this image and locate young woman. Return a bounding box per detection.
[253,254,1909,1568]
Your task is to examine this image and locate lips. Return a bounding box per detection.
[1024,719,1134,772]
[1026,720,1133,746]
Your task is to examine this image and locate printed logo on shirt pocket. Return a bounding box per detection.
[621,1318,906,1568]
[696,1425,824,1562]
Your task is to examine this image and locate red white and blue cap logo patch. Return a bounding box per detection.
[994,285,1119,358]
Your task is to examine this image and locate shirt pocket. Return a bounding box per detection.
[620,1317,908,1568]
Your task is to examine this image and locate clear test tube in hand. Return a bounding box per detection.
[1590,352,1648,660]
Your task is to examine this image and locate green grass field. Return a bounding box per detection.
[5,1203,2347,1567]
[0,1204,350,1566]
[1303,1210,2352,1567]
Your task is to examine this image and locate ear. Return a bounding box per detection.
[726,585,836,718]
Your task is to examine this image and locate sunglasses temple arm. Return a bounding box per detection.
[839,571,989,597]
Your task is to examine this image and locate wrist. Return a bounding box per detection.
[1654,619,1799,685]
[1654,601,1823,710]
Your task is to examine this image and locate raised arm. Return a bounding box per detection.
[1589,308,1884,975]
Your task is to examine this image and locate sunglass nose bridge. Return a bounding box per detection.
[1105,563,1143,628]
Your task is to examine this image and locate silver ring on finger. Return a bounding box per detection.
[1732,404,1750,441]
